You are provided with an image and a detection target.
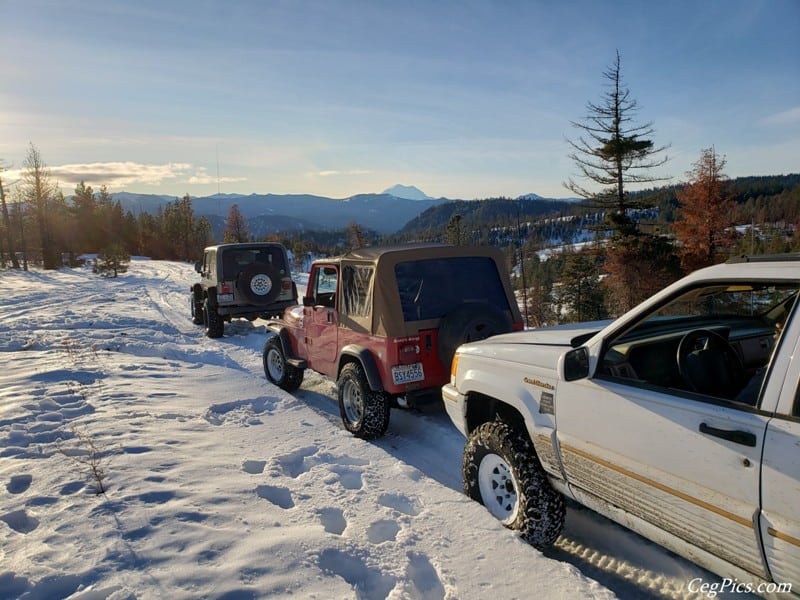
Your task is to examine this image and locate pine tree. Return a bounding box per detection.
[445,214,464,245]
[555,252,607,322]
[672,147,736,272]
[22,144,59,269]
[72,181,98,251]
[0,167,20,268]
[93,244,130,277]
[565,50,669,235]
[347,221,367,250]
[223,203,249,243]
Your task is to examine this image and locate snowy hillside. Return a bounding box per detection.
[0,261,740,599]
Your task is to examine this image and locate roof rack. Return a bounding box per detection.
[726,253,800,264]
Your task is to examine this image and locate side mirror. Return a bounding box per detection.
[302,296,314,307]
[563,347,590,381]
[194,261,202,273]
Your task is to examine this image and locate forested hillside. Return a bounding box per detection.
[2,147,797,327]
[395,174,800,244]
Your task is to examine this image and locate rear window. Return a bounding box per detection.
[222,247,287,278]
[395,256,509,321]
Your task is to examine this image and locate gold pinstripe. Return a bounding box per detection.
[768,527,800,548]
[563,444,753,529]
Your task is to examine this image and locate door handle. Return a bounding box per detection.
[699,423,757,447]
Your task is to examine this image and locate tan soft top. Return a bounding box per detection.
[321,243,519,337]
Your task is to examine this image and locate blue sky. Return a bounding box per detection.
[2,0,798,200]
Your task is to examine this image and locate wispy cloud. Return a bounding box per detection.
[759,106,800,127]
[186,167,246,185]
[315,169,373,177]
[3,162,243,190]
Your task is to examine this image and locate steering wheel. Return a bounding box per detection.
[676,329,745,399]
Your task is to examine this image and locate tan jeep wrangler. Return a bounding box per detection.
[191,243,297,338]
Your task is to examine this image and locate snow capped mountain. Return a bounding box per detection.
[382,184,432,200]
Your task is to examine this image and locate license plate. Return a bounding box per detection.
[392,362,424,385]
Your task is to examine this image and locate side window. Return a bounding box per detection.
[342,265,374,317]
[597,282,799,409]
[312,266,338,308]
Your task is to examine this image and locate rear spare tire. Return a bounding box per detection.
[438,303,512,368]
[237,263,281,305]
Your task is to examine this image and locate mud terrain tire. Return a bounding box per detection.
[337,362,390,439]
[263,336,304,392]
[191,289,204,324]
[463,420,565,549]
[203,298,224,338]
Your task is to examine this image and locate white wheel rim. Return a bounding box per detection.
[341,380,363,426]
[251,273,273,296]
[267,348,284,381]
[478,453,519,524]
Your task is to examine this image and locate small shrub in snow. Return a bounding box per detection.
[94,245,130,278]
[58,425,109,495]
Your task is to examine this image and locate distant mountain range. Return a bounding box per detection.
[110,186,577,237]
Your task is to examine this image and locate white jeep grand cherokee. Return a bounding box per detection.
[444,254,799,597]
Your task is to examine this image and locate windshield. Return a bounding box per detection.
[645,283,798,326]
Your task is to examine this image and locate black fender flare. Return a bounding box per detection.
[265,323,293,357]
[265,323,307,368]
[339,345,383,392]
[191,283,203,300]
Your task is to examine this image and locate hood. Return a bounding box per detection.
[481,319,613,348]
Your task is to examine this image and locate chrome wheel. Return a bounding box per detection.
[265,346,285,381]
[340,379,364,427]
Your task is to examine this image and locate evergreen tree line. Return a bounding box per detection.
[0,145,214,270]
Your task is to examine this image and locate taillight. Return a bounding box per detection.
[282,280,292,290]
[219,282,233,295]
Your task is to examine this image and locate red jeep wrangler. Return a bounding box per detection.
[262,243,523,438]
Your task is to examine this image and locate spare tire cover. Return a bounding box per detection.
[438,303,512,367]
[237,263,281,305]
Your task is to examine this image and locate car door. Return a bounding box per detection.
[759,324,800,588]
[304,264,339,377]
[554,281,800,580]
[556,375,769,578]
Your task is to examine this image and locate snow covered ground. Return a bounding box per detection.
[0,259,748,599]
